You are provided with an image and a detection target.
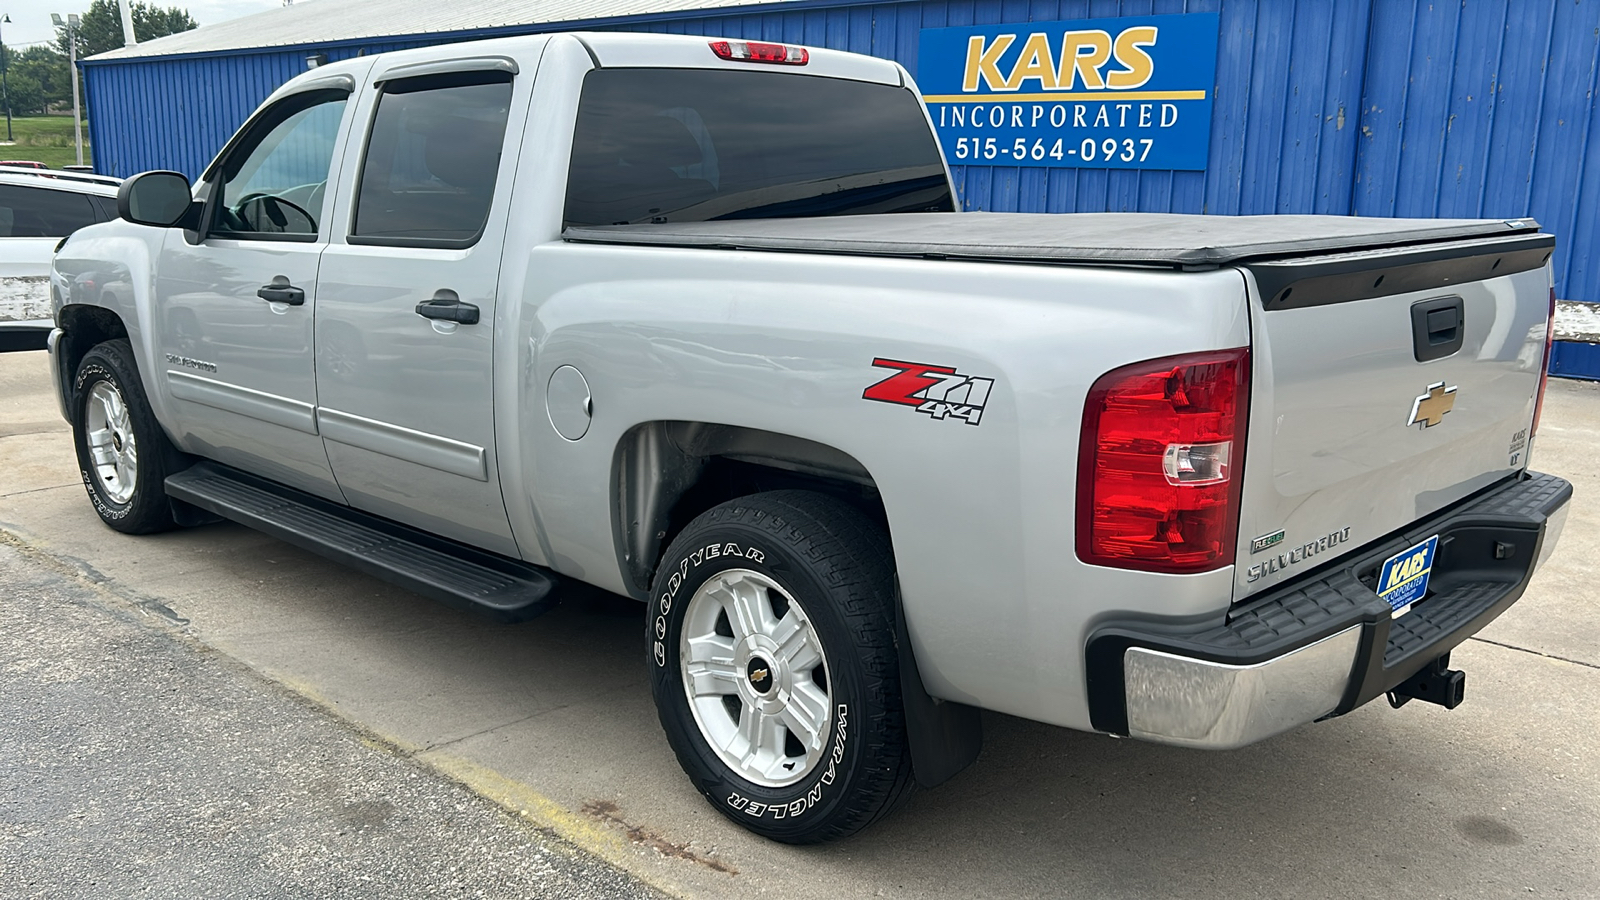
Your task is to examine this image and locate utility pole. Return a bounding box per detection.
[51,13,83,166]
[0,15,12,143]
[118,0,137,47]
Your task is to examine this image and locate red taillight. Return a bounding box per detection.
[708,39,809,65]
[1532,286,1555,437]
[1077,349,1251,574]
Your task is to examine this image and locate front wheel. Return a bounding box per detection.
[647,491,913,843]
[71,339,178,534]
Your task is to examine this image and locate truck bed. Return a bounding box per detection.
[563,212,1543,268]
[567,209,1558,609]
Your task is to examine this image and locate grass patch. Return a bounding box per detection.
[0,116,92,171]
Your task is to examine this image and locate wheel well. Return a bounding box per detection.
[613,422,888,596]
[56,305,130,424]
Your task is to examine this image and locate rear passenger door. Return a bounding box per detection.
[314,55,534,557]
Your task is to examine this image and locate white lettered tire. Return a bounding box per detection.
[647,491,913,843]
[71,339,179,534]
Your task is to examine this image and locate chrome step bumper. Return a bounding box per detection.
[1085,471,1572,749]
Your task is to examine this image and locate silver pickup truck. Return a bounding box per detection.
[48,32,1570,843]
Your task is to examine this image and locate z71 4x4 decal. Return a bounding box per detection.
[862,358,994,426]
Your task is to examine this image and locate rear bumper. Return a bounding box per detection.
[1085,471,1572,749]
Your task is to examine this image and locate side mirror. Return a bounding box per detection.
[117,171,195,228]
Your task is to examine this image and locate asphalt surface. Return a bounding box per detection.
[0,539,665,900]
[2,349,1597,898]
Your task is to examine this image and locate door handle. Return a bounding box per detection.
[257,275,305,306]
[1410,296,1465,362]
[415,289,480,325]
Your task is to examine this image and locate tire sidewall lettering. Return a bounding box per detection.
[81,467,133,521]
[651,540,767,670]
[73,363,134,520]
[646,494,904,842]
[724,704,848,821]
[652,534,852,822]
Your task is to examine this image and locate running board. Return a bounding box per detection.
[165,461,558,622]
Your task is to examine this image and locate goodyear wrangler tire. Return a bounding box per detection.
[71,339,178,534]
[647,490,913,844]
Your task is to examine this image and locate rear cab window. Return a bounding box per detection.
[564,69,954,227]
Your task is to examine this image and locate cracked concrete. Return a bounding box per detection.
[1,348,1596,899]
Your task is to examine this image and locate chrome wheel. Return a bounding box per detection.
[680,569,832,788]
[84,380,138,505]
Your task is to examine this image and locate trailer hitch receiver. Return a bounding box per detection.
[1387,654,1466,710]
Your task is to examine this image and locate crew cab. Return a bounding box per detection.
[48,32,1569,843]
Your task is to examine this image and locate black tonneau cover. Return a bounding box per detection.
[563,212,1543,268]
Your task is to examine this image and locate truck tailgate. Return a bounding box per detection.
[1232,231,1555,598]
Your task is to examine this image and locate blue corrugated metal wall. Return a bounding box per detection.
[83,0,1600,303]
[607,0,1377,220]
[84,35,439,179]
[1552,341,1600,381]
[1353,0,1600,318]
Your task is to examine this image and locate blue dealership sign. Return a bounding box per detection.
[917,14,1219,170]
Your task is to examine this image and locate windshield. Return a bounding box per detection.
[564,68,954,227]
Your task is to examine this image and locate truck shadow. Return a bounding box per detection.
[529,576,1547,898]
[118,520,1573,898]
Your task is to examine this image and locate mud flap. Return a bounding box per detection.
[895,584,982,788]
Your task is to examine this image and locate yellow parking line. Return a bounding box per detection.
[424,752,644,864]
[276,677,692,897]
[2,526,695,896]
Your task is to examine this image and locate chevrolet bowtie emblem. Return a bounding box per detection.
[750,668,769,682]
[1408,382,1457,428]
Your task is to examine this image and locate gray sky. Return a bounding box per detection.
[3,0,319,50]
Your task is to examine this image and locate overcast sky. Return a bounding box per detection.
[4,0,321,50]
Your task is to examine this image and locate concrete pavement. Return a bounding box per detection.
[2,348,1596,898]
[0,538,664,900]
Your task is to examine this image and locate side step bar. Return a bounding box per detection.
[165,461,558,622]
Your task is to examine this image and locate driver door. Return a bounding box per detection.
[157,84,359,500]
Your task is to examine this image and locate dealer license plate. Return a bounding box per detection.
[1377,534,1439,618]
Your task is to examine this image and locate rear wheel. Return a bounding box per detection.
[71,339,178,534]
[647,490,912,843]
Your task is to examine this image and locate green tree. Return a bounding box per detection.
[56,1,198,59]
[11,46,71,114]
[4,73,45,118]
[1,48,46,117]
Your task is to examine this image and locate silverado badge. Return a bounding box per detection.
[1408,382,1457,428]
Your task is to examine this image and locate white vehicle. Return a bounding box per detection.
[0,167,120,352]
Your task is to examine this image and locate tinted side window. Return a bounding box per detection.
[351,72,513,248]
[88,195,118,222]
[0,185,100,237]
[212,90,349,240]
[565,69,954,227]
